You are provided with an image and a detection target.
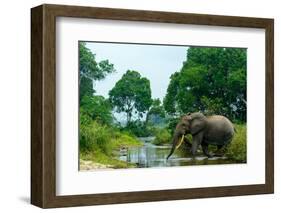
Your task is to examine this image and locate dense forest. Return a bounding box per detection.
[79,42,246,169]
[164,47,247,122]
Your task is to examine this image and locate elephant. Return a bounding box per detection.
[166,112,235,159]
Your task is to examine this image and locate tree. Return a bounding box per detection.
[80,95,113,125]
[80,76,94,98]
[164,47,247,122]
[109,70,152,124]
[146,99,166,125]
[163,72,180,115]
[79,42,115,99]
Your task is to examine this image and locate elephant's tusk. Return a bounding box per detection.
[176,135,185,149]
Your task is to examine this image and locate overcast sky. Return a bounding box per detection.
[86,42,188,101]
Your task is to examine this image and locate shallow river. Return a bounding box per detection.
[119,137,236,168]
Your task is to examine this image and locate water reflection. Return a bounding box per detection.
[119,137,235,168]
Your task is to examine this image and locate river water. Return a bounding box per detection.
[119,137,235,168]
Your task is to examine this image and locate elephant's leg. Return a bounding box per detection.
[183,137,192,150]
[202,142,213,158]
[191,133,204,156]
[214,145,225,157]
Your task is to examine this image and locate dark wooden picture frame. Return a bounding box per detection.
[31,4,274,208]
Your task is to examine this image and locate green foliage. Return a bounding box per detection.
[80,76,94,98]
[109,70,153,124]
[79,120,113,155]
[80,95,113,125]
[152,128,172,145]
[79,42,115,81]
[146,99,166,126]
[200,96,225,116]
[166,116,181,135]
[79,42,115,100]
[147,99,165,118]
[80,119,142,153]
[122,120,152,137]
[163,47,247,122]
[79,110,92,126]
[79,119,142,168]
[111,132,143,149]
[226,124,247,162]
[163,72,180,115]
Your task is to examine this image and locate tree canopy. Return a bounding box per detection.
[146,99,166,125]
[80,95,113,125]
[163,47,247,122]
[109,70,152,124]
[79,42,115,99]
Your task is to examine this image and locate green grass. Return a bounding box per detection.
[226,124,247,162]
[80,120,113,155]
[111,132,143,149]
[79,120,142,169]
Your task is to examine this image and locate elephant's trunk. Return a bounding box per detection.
[166,134,185,160]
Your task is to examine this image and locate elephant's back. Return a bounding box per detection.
[204,115,235,145]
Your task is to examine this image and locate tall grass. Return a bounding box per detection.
[226,124,247,162]
[80,120,113,155]
[79,120,142,168]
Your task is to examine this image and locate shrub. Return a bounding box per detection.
[152,128,172,145]
[122,120,152,137]
[79,120,113,155]
[226,124,247,162]
[166,117,180,135]
[111,132,142,149]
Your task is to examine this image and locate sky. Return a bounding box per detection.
[85,42,188,101]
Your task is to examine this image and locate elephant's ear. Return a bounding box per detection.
[190,117,206,135]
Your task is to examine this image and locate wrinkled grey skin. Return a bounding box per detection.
[167,112,235,159]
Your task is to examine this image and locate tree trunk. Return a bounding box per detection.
[127,112,131,125]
